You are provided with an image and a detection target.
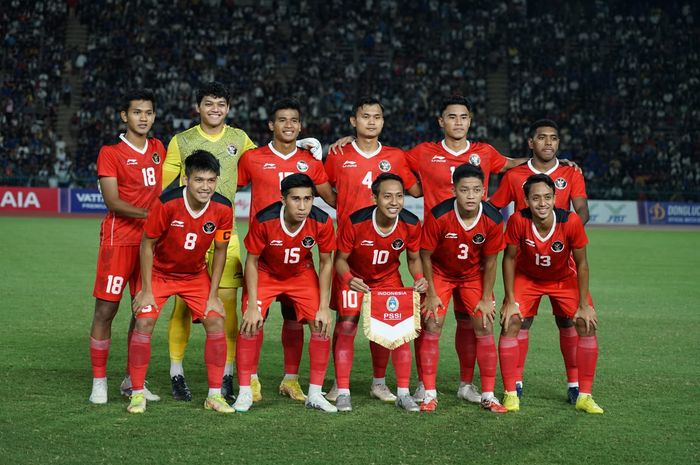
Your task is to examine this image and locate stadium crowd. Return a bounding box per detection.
[1,0,698,200]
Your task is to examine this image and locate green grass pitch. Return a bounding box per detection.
[0,216,698,465]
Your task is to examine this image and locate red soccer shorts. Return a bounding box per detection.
[514,273,594,319]
[241,269,320,321]
[135,269,214,321]
[93,245,140,301]
[330,272,403,317]
[430,273,493,318]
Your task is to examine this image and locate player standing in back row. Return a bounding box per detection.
[88,89,164,404]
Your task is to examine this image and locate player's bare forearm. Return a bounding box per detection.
[139,236,157,293]
[407,250,427,292]
[99,177,148,218]
[572,197,590,225]
[481,254,498,302]
[318,252,333,311]
[407,182,423,198]
[208,240,228,301]
[244,254,260,312]
[316,183,337,208]
[503,157,528,171]
[573,247,591,307]
[502,245,517,303]
[420,250,438,297]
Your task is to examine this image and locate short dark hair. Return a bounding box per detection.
[371,173,404,197]
[196,81,231,106]
[185,150,220,177]
[281,173,316,197]
[269,98,302,122]
[439,95,472,115]
[353,96,384,115]
[523,173,555,197]
[528,119,559,138]
[120,89,156,113]
[452,163,484,184]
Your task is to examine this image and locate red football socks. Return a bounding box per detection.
[89,337,110,378]
[127,331,152,391]
[516,328,529,381]
[498,336,519,392]
[413,332,424,382]
[236,332,260,387]
[282,319,304,375]
[577,335,599,394]
[204,331,226,389]
[559,326,579,383]
[391,342,412,389]
[476,334,497,393]
[333,320,357,390]
[455,319,476,383]
[253,328,264,373]
[125,330,133,376]
[308,332,330,386]
[370,341,390,379]
[418,331,440,390]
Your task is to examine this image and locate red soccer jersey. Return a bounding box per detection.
[337,206,422,286]
[422,199,505,281]
[324,141,418,225]
[244,202,336,280]
[238,143,329,219]
[505,208,588,281]
[406,140,508,210]
[490,159,587,211]
[97,136,165,245]
[144,187,233,275]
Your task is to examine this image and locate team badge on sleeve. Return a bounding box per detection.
[469,154,481,166]
[202,221,216,234]
[227,144,238,156]
[551,241,564,252]
[472,233,486,244]
[378,160,391,172]
[301,235,315,248]
[296,160,309,172]
[554,177,568,189]
[391,239,405,250]
[152,153,161,164]
[362,288,420,349]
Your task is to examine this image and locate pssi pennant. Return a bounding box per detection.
[362,288,420,349]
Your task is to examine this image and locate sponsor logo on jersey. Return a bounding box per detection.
[126,159,138,166]
[472,233,486,244]
[170,220,185,228]
[386,296,399,312]
[469,154,481,166]
[551,241,564,252]
[554,177,568,189]
[525,239,536,247]
[202,221,216,234]
[391,239,404,250]
[431,155,446,163]
[269,240,284,246]
[227,144,238,156]
[263,163,277,169]
[342,160,357,168]
[152,152,161,164]
[301,235,315,248]
[378,160,391,172]
[360,240,374,246]
[296,160,309,172]
[444,232,458,239]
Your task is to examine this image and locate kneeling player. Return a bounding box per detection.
[234,174,337,413]
[499,174,603,414]
[419,164,507,412]
[331,173,427,412]
[128,151,234,414]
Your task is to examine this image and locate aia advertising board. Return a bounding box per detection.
[0,187,59,212]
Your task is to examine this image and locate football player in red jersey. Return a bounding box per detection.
[126,150,234,414]
[324,97,421,225]
[88,89,165,405]
[233,174,336,413]
[498,174,603,414]
[418,164,507,413]
[490,119,589,403]
[331,173,427,412]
